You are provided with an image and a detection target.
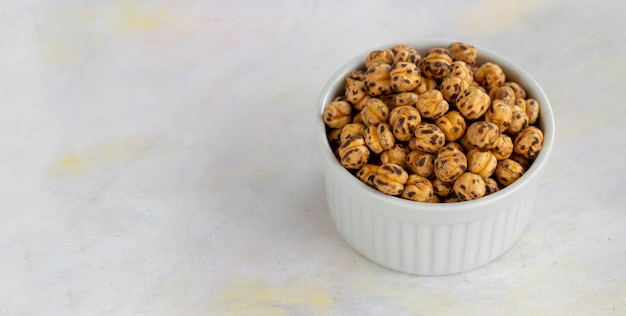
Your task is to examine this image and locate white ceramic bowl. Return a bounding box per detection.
[316,39,555,275]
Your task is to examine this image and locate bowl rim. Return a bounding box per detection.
[316,38,555,214]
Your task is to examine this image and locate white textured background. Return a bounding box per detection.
[2,0,626,315]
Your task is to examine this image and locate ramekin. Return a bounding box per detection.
[316,39,555,275]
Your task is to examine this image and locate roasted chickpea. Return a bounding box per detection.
[389,105,421,141]
[448,60,474,83]
[453,172,487,201]
[394,92,419,107]
[495,159,525,187]
[393,44,421,64]
[322,100,352,129]
[365,49,394,68]
[435,110,466,142]
[340,123,366,143]
[440,76,470,104]
[356,164,379,187]
[448,42,478,66]
[465,121,500,149]
[474,62,506,90]
[406,150,435,178]
[514,126,544,159]
[484,177,500,195]
[381,144,410,169]
[410,123,446,153]
[361,98,390,126]
[364,123,395,154]
[420,48,453,79]
[491,133,514,161]
[466,148,498,178]
[338,136,370,169]
[402,175,435,202]
[389,62,421,92]
[456,86,491,120]
[502,81,527,99]
[507,105,529,135]
[484,99,513,132]
[434,145,467,182]
[525,98,540,125]
[415,89,450,119]
[364,63,392,97]
[373,163,409,196]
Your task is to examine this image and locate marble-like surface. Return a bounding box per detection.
[2,0,626,314]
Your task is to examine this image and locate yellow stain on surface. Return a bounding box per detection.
[40,1,183,63]
[209,277,334,315]
[48,136,163,176]
[116,0,179,34]
[457,0,556,34]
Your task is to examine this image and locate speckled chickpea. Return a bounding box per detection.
[394,92,419,107]
[327,128,342,154]
[322,100,352,129]
[352,111,364,124]
[484,99,513,132]
[411,123,446,153]
[415,89,449,119]
[445,141,465,153]
[361,98,389,126]
[346,70,366,82]
[448,42,478,66]
[338,136,370,170]
[466,148,498,178]
[514,126,544,159]
[344,79,367,107]
[440,76,470,104]
[381,144,409,169]
[364,63,392,97]
[413,75,437,95]
[495,159,525,187]
[525,98,540,125]
[431,177,453,197]
[402,175,435,202]
[509,152,530,170]
[393,44,421,64]
[507,105,529,135]
[458,132,477,153]
[502,81,527,99]
[466,121,500,149]
[356,164,379,187]
[420,48,453,79]
[484,177,500,195]
[489,85,516,106]
[453,172,486,201]
[340,123,366,144]
[490,133,513,161]
[449,61,474,83]
[373,163,409,196]
[435,110,466,142]
[470,80,487,93]
[406,150,435,178]
[434,145,468,182]
[379,94,398,109]
[474,62,506,90]
[353,95,371,111]
[364,123,395,154]
[390,62,421,92]
[389,106,421,141]
[456,86,491,120]
[365,49,394,68]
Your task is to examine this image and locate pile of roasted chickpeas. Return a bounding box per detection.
[322,42,544,202]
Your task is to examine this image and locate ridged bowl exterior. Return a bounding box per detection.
[316,39,555,275]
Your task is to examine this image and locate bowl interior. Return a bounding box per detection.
[316,39,555,218]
